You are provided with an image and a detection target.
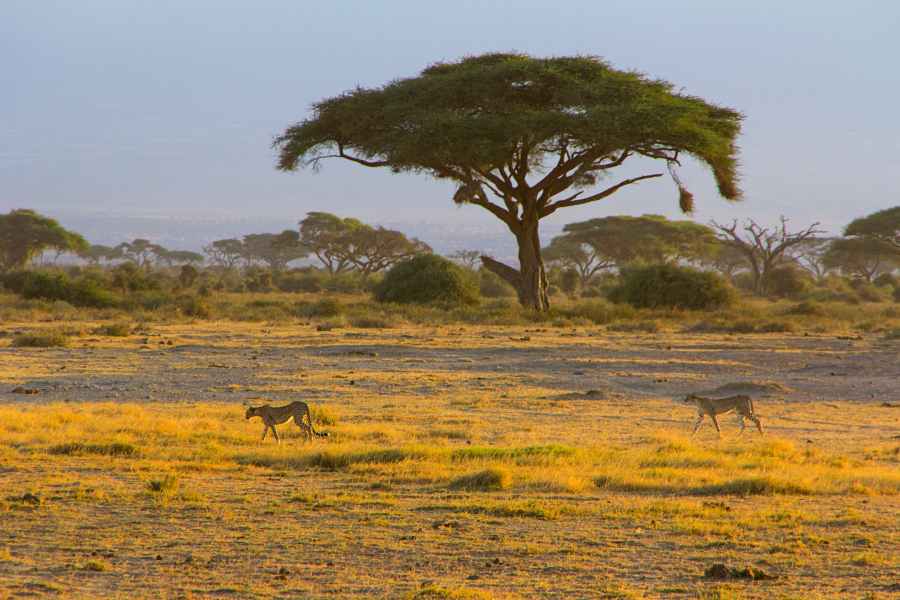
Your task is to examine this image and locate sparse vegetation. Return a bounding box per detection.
[12,331,69,348]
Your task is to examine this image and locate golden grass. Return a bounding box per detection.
[2,319,899,598]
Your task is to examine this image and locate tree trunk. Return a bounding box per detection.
[481,219,550,311]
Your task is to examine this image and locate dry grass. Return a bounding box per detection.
[1,317,899,598]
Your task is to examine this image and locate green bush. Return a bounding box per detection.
[276,270,323,293]
[294,298,343,318]
[176,294,210,318]
[609,264,734,310]
[0,270,29,294]
[479,269,516,298]
[374,255,480,306]
[20,271,117,308]
[244,269,273,292]
[767,266,812,298]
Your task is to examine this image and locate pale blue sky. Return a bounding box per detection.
[2,0,899,236]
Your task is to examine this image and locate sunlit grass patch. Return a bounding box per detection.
[450,444,578,465]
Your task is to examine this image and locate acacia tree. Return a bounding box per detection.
[542,236,613,287]
[448,250,482,270]
[845,206,900,251]
[823,236,899,282]
[0,209,88,272]
[348,227,431,276]
[204,238,244,269]
[789,237,837,281]
[298,212,364,274]
[711,218,823,295]
[158,249,205,266]
[275,53,742,310]
[241,231,308,271]
[116,239,166,269]
[559,215,719,268]
[79,244,122,266]
[704,241,748,281]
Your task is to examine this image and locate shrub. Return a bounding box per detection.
[276,270,323,293]
[12,331,69,347]
[894,286,900,303]
[448,468,511,491]
[558,269,580,296]
[874,273,898,289]
[176,294,210,318]
[295,298,343,318]
[854,282,888,303]
[787,301,827,317]
[610,264,734,310]
[767,266,812,298]
[178,265,199,288]
[479,269,516,298]
[0,270,29,294]
[244,269,273,292]
[375,254,479,306]
[92,322,132,336]
[18,270,117,308]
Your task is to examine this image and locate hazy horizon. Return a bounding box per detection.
[3,1,899,240]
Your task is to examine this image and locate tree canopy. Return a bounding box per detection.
[242,231,308,271]
[0,209,88,272]
[298,212,429,275]
[823,236,899,282]
[275,53,743,310]
[558,214,719,267]
[845,206,900,251]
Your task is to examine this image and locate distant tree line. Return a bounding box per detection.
[2,207,898,307]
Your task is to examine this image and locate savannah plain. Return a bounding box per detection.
[2,295,899,599]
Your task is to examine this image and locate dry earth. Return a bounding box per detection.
[1,322,899,599]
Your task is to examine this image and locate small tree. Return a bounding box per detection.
[298,212,364,274]
[557,215,719,269]
[789,237,837,281]
[79,244,122,266]
[845,206,900,251]
[711,217,823,295]
[276,53,742,311]
[542,236,613,287]
[204,238,244,270]
[241,231,308,271]
[0,209,88,272]
[448,250,482,270]
[158,249,205,267]
[704,240,748,281]
[116,239,166,269]
[823,237,899,282]
[348,226,431,276]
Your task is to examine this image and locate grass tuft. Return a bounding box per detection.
[448,468,511,491]
[48,442,138,458]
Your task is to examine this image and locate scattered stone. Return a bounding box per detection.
[703,563,776,581]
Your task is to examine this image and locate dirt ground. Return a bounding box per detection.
[1,322,899,599]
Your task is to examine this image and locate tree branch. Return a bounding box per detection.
[541,174,662,216]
